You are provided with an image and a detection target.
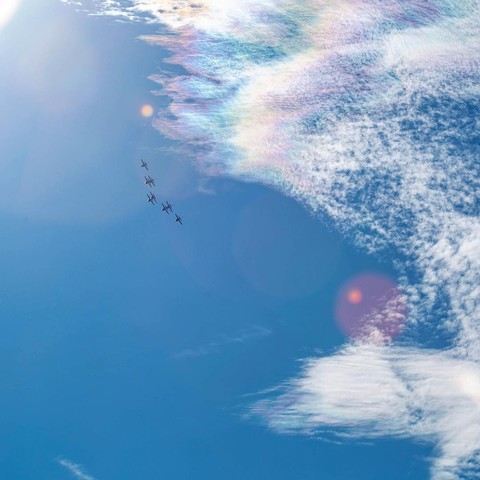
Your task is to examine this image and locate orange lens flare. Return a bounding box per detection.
[347,288,363,304]
[335,273,407,343]
[141,104,154,117]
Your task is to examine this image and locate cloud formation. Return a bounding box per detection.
[78,1,480,477]
[252,345,480,479]
[58,458,96,480]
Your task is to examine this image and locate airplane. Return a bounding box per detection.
[141,159,149,170]
[162,202,172,214]
[175,214,183,225]
[147,192,157,204]
[144,175,155,187]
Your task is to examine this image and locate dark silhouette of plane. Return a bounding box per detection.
[147,192,157,204]
[144,175,155,187]
[162,201,173,214]
[175,214,183,225]
[141,159,149,170]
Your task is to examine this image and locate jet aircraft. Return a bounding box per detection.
[147,192,157,204]
[175,214,183,225]
[141,159,149,170]
[144,175,155,187]
[161,201,173,214]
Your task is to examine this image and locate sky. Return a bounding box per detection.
[0,1,478,479]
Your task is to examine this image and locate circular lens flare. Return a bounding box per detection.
[141,104,154,117]
[0,0,21,30]
[335,273,407,343]
[347,288,363,304]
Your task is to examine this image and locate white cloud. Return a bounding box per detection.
[58,458,96,480]
[252,345,480,479]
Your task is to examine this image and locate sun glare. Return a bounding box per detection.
[0,0,21,30]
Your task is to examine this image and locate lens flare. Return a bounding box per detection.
[336,273,406,343]
[141,104,154,117]
[233,193,341,299]
[0,0,21,30]
[15,22,99,114]
[347,288,363,304]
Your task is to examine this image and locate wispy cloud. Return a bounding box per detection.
[197,178,217,196]
[58,458,96,480]
[174,325,271,359]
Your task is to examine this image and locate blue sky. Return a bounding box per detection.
[1,1,479,479]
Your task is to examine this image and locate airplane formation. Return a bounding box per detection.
[141,159,183,225]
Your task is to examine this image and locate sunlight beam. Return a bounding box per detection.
[0,0,21,31]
